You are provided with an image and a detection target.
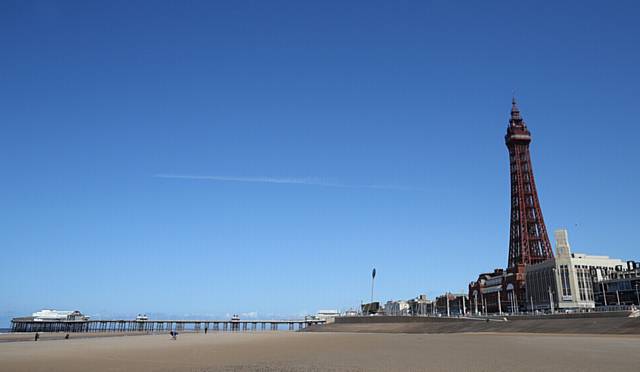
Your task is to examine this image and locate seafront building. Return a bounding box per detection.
[408,294,433,316]
[314,310,340,323]
[593,262,640,307]
[469,269,517,314]
[524,229,626,311]
[382,294,471,317]
[380,295,435,317]
[435,293,468,316]
[30,309,89,321]
[343,309,359,317]
[361,302,381,315]
[384,300,411,316]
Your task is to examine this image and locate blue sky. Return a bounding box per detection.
[1,0,639,324]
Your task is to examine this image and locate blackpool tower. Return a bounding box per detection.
[505,98,554,268]
[469,99,554,314]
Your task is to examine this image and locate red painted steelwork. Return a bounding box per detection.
[505,98,554,268]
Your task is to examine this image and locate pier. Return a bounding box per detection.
[10,319,326,333]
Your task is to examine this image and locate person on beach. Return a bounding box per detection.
[204,327,208,334]
[34,332,39,341]
[65,334,69,339]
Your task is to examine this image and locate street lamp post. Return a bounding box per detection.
[551,267,557,314]
[474,292,478,315]
[511,291,516,314]
[483,297,487,316]
[530,296,535,313]
[370,268,376,305]
[462,293,466,315]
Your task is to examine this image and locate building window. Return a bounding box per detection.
[560,265,572,298]
[577,269,587,301]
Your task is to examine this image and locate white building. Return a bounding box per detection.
[525,229,625,311]
[315,310,340,323]
[32,309,89,321]
[384,300,410,316]
[343,309,359,317]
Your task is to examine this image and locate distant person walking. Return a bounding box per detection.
[204,327,208,334]
[34,332,39,341]
[170,330,177,340]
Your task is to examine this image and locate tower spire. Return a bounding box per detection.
[509,96,524,126]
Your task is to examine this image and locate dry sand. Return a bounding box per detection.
[1,331,639,371]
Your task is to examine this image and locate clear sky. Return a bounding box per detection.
[1,0,639,324]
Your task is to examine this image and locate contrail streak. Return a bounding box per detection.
[154,174,420,191]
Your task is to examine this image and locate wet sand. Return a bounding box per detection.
[0,331,151,343]
[1,331,639,371]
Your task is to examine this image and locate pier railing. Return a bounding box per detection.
[10,319,325,333]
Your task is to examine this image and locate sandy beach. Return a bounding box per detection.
[1,331,639,371]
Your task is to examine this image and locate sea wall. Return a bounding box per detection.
[306,313,640,334]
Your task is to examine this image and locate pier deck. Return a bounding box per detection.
[10,319,325,333]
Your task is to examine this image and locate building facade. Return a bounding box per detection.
[384,300,411,316]
[408,294,434,316]
[31,309,89,321]
[469,268,522,314]
[435,293,468,316]
[361,302,381,315]
[525,229,626,311]
[593,261,640,307]
[315,310,340,323]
